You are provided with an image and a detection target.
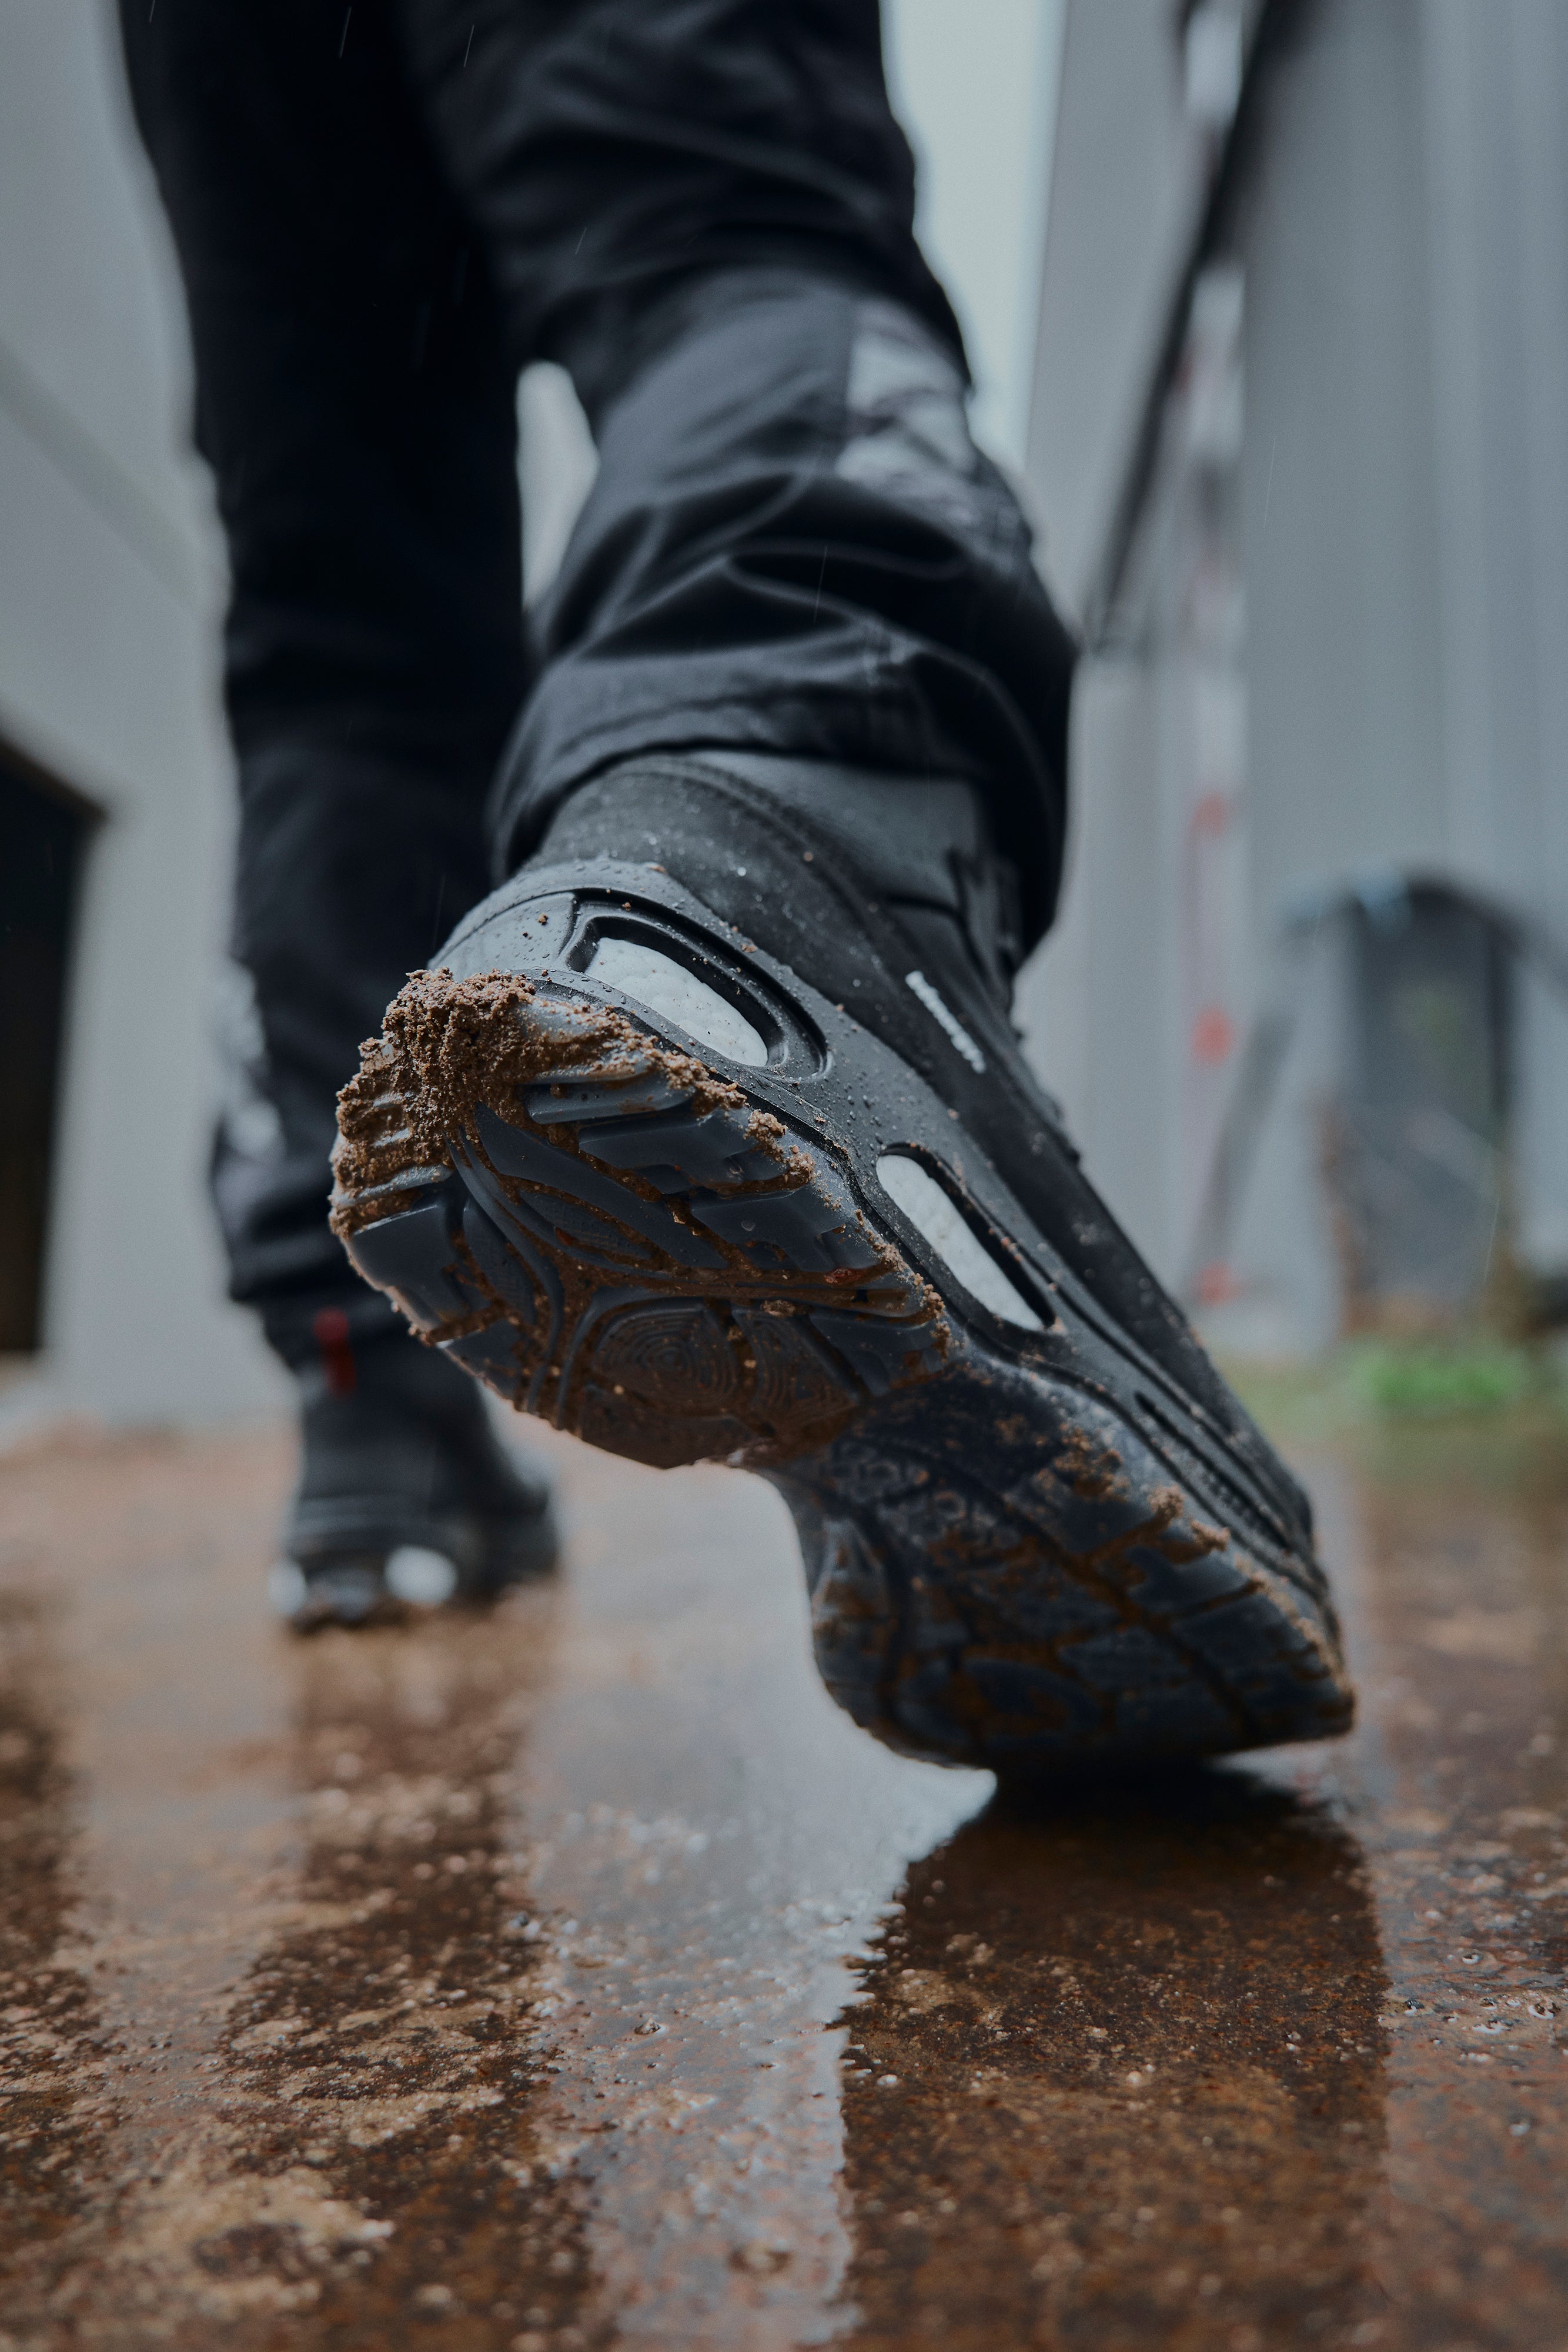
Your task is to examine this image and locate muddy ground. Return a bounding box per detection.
[1,1401,1565,2348]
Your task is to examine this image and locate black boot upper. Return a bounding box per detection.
[524,757,1296,1516]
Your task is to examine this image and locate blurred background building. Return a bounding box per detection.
[5,0,1568,1430]
[1021,0,1568,1355]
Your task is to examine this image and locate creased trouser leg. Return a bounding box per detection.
[118,0,526,1361]
[400,0,1075,939]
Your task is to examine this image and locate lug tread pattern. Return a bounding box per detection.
[337,956,1353,1775]
[798,1428,1353,1772]
[344,1029,946,1471]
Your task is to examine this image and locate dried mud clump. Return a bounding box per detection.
[332,966,765,1235]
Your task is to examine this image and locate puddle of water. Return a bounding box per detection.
[502,1462,985,2348]
[0,1428,982,2350]
[0,1577,118,2315]
[836,1772,1387,2350]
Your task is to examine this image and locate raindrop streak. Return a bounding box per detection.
[339,6,352,58]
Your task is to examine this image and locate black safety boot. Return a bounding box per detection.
[272,1315,560,1632]
[330,756,1352,1768]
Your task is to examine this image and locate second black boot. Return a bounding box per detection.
[271,1317,560,1632]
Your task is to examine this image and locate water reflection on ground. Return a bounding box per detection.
[840,1775,1386,2350]
[0,1410,1564,2347]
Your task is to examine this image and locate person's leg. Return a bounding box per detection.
[121,0,525,1358]
[397,0,1073,934]
[118,0,555,1622]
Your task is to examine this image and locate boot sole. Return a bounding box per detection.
[333,958,1352,1774]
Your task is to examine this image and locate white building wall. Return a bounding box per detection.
[0,0,284,1425]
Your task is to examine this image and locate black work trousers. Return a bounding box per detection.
[119,0,1076,1369]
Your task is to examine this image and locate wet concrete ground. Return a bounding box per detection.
[1,1406,1566,2349]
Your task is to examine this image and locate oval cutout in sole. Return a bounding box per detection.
[876,1154,1043,1332]
[586,937,767,1065]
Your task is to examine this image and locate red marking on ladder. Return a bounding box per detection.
[1191,1005,1236,1064]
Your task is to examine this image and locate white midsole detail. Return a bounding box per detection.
[904,970,985,1071]
[587,937,767,1066]
[268,1559,309,1617]
[876,1154,1044,1331]
[385,1546,460,1605]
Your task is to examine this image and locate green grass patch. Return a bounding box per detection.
[1218,1337,1568,1494]
[1220,1334,1568,1448]
[1341,1337,1539,1418]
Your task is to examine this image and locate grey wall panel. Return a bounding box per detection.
[1241,0,1447,941]
[1027,0,1205,617]
[1019,656,1177,1277]
[1423,0,1568,930]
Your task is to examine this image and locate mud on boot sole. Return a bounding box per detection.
[332,966,951,1473]
[331,954,1352,1773]
[781,1382,1352,1775]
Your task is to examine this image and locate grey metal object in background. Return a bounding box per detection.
[1333,884,1512,1329]
[1185,874,1568,1338]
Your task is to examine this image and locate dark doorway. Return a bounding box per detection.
[0,749,93,1352]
